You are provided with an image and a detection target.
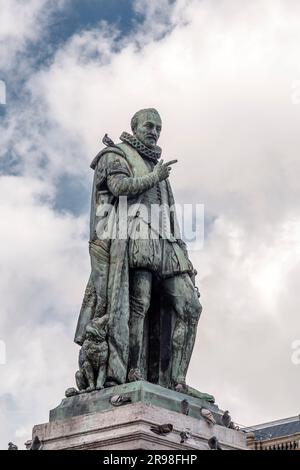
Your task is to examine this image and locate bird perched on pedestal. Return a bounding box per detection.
[221,410,232,428]
[181,399,189,415]
[8,442,18,450]
[102,134,115,147]
[229,422,239,431]
[150,424,173,435]
[200,407,216,426]
[110,395,132,407]
[24,440,32,450]
[208,436,222,450]
[180,431,190,444]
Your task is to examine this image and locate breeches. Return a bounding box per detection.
[128,238,193,278]
[129,270,202,324]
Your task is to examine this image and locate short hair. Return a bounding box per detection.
[131,108,161,133]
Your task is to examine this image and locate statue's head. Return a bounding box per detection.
[131,108,162,148]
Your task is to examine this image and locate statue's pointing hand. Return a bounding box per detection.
[154,159,178,182]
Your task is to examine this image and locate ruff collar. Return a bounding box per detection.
[120,132,162,162]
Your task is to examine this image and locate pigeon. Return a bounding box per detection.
[180,399,189,416]
[8,442,18,450]
[229,422,239,431]
[110,395,132,407]
[24,440,32,450]
[150,424,173,435]
[208,436,222,450]
[174,383,188,394]
[180,431,190,444]
[128,368,145,382]
[200,407,216,426]
[65,387,79,398]
[102,134,115,147]
[221,410,232,428]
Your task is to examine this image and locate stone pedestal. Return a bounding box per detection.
[32,382,248,450]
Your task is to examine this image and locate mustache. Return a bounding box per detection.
[146,134,157,139]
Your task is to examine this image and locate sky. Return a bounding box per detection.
[1,0,300,450]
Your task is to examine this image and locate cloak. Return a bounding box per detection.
[74,141,191,385]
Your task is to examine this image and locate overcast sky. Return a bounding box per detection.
[1,0,300,450]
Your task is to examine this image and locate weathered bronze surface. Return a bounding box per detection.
[72,109,204,396]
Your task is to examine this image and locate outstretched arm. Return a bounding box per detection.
[107,171,159,197]
[107,159,178,197]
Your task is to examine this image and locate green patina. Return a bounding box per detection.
[52,381,216,423]
[68,109,209,400]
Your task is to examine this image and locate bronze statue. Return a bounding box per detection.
[74,108,202,393]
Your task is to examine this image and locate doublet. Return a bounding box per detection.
[94,140,193,278]
[127,158,190,278]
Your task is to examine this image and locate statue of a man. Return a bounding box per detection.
[74,108,202,392]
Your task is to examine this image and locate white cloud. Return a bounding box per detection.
[1,0,300,448]
[0,176,88,448]
[188,215,300,425]
[0,80,6,105]
[0,0,66,71]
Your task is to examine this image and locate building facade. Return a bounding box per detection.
[247,416,300,450]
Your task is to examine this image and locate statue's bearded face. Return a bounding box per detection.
[134,112,162,148]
